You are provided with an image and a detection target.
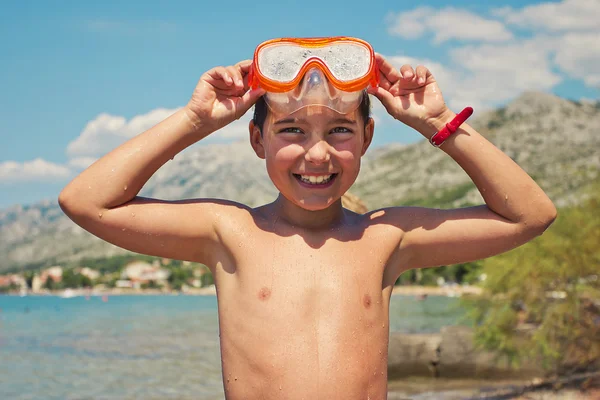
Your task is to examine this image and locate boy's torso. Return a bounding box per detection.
[207,205,405,400]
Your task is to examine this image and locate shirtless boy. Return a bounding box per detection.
[59,37,556,399]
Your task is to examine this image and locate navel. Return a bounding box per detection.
[363,294,372,308]
[258,287,271,301]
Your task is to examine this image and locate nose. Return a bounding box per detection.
[305,140,331,165]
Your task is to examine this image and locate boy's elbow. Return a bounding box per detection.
[526,201,557,236]
[58,186,83,216]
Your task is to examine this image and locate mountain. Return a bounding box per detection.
[1,92,599,273]
[354,91,600,209]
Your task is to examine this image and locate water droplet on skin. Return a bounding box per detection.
[124,185,128,191]
[505,195,509,201]
[279,385,282,390]
[131,213,135,217]
[122,228,126,232]
[98,212,103,218]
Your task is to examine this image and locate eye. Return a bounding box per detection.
[331,127,352,134]
[279,127,303,134]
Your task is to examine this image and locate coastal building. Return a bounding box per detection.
[32,274,43,292]
[120,261,171,287]
[78,267,100,281]
[0,274,26,289]
[41,266,63,283]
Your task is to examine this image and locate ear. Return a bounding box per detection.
[361,117,374,156]
[249,120,266,159]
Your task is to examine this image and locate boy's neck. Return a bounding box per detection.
[271,194,347,231]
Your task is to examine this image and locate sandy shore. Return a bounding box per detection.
[14,284,483,297]
[391,285,483,297]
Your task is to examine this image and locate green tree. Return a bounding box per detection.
[465,198,600,375]
[201,272,214,287]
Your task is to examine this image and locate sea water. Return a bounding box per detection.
[0,295,464,399]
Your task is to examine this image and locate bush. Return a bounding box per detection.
[465,198,600,375]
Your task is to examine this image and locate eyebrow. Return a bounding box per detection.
[273,117,357,125]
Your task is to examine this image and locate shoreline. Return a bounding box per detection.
[3,284,483,298]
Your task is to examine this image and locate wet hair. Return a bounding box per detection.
[252,91,372,135]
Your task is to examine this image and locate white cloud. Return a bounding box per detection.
[68,157,98,170]
[386,8,431,40]
[493,0,600,89]
[385,1,600,107]
[1,106,255,184]
[384,55,476,110]
[381,36,563,112]
[387,7,513,44]
[496,0,600,32]
[210,114,253,140]
[0,158,71,183]
[67,108,180,157]
[67,107,257,156]
[553,32,600,87]
[449,38,562,106]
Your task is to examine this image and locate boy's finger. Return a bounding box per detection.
[375,53,402,83]
[367,86,395,109]
[378,73,393,91]
[415,65,429,85]
[400,65,414,80]
[236,59,253,74]
[208,66,233,86]
[226,65,244,88]
[237,88,266,118]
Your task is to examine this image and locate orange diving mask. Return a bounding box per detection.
[249,37,379,115]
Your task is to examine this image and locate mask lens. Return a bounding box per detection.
[264,68,363,115]
[319,42,371,82]
[257,41,372,84]
[257,43,307,83]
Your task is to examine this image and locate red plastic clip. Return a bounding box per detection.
[430,107,473,147]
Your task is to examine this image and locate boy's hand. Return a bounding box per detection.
[367,54,454,138]
[185,60,265,134]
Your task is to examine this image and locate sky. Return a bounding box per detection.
[0,0,599,209]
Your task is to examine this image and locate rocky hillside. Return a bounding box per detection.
[354,91,600,208]
[1,92,598,273]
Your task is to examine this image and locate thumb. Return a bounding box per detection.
[367,86,398,116]
[368,86,395,107]
[236,88,266,117]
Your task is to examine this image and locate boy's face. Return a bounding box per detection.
[250,105,374,211]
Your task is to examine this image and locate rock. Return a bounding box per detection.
[387,327,544,380]
[387,333,441,379]
[437,326,542,379]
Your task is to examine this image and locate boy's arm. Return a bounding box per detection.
[368,58,556,272]
[59,61,264,265]
[393,115,556,270]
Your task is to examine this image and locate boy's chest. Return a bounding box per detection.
[213,226,401,316]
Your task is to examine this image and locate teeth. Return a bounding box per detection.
[299,174,333,185]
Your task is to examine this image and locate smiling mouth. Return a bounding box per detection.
[293,173,338,186]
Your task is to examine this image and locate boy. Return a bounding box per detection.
[59,39,556,399]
